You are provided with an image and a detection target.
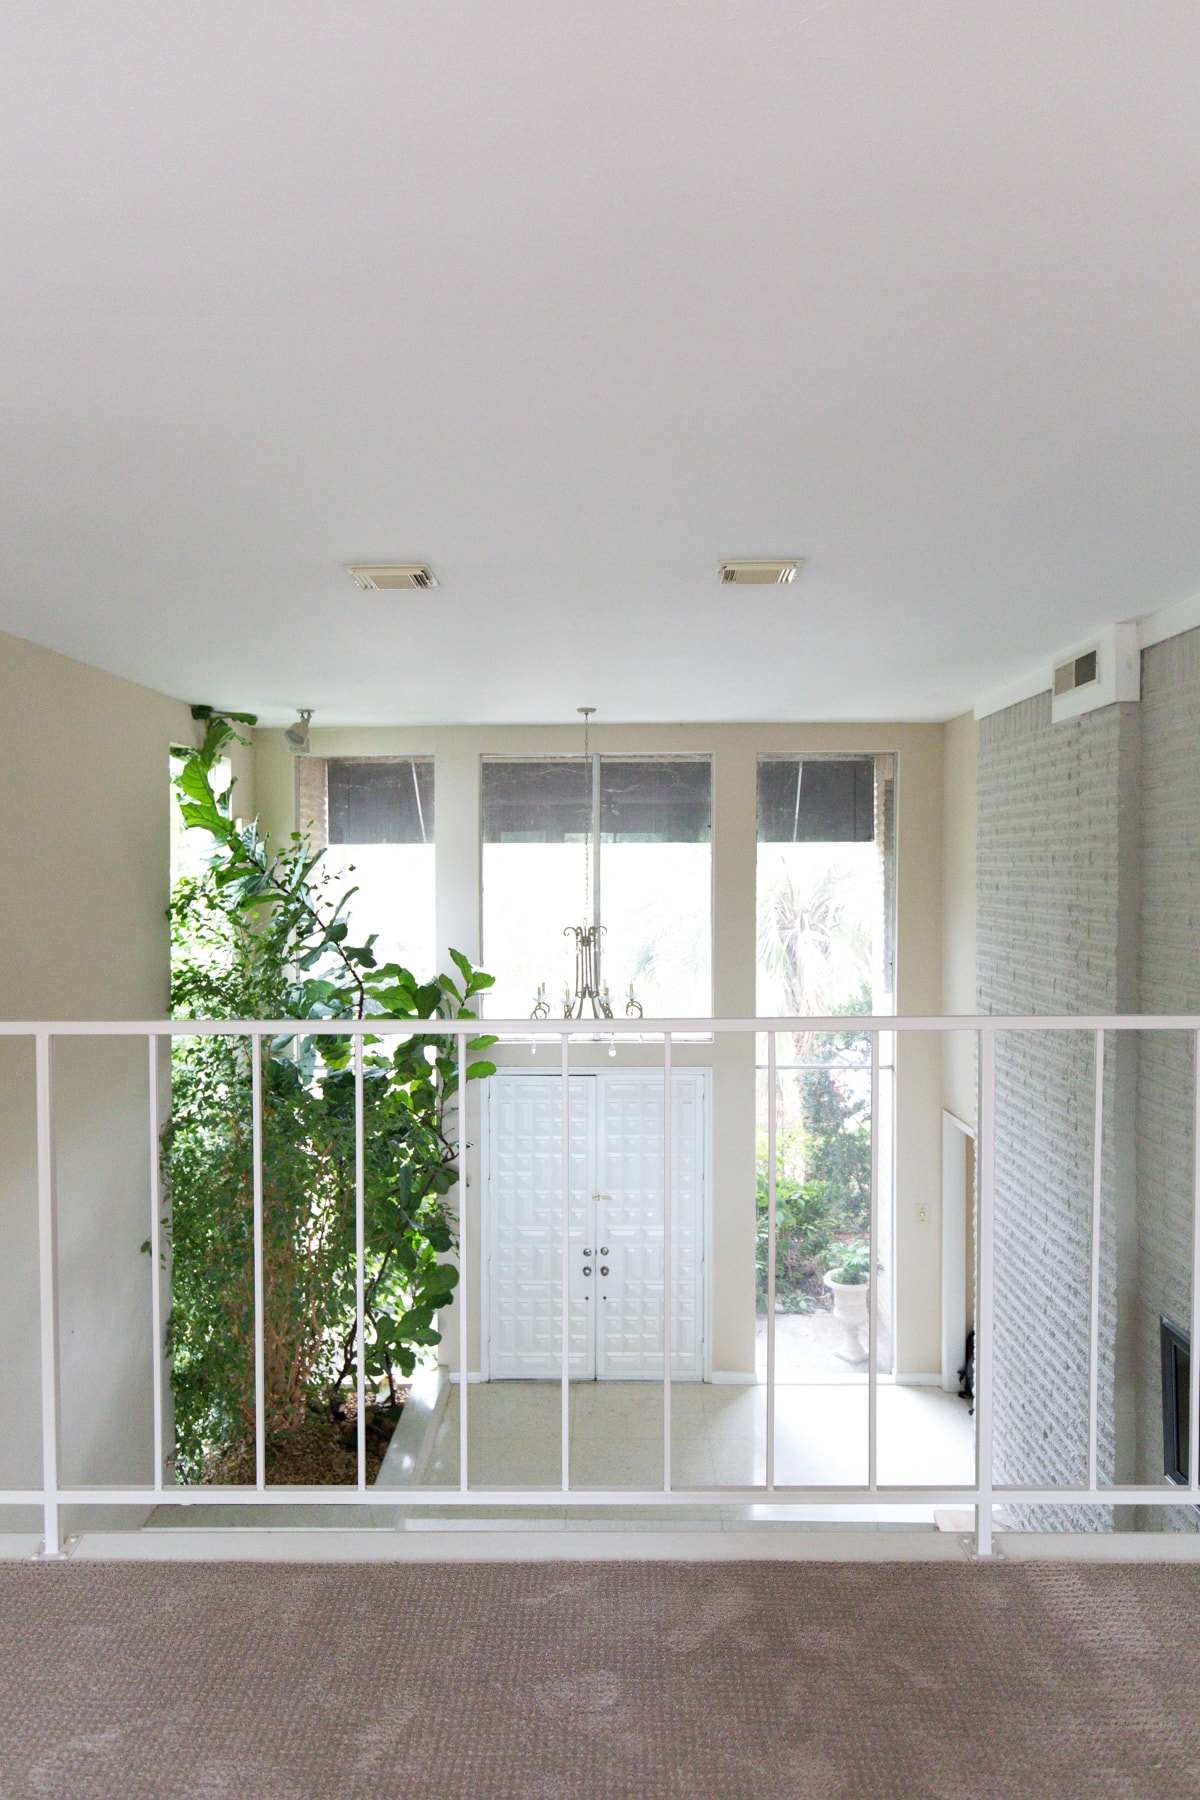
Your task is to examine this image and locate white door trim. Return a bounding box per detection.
[941,1108,974,1393]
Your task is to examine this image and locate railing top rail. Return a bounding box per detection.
[4,1013,1200,1036]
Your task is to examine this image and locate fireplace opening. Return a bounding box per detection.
[1160,1317,1192,1489]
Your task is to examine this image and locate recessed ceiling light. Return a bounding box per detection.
[345,563,438,590]
[718,558,803,585]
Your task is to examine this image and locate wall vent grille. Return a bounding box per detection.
[1053,648,1099,697]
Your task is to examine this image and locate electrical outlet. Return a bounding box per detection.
[915,1203,931,1226]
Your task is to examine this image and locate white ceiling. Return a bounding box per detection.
[1,3,1198,724]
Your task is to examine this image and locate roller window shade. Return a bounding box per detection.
[482,757,711,844]
[326,758,434,845]
[757,758,876,843]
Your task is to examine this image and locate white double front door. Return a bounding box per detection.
[483,1068,708,1380]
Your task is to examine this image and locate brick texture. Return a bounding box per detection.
[977,694,1135,1531]
[1135,631,1200,1532]
[979,656,1200,1538]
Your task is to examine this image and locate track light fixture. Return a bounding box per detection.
[284,709,313,755]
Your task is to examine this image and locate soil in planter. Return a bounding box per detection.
[207,1395,407,1487]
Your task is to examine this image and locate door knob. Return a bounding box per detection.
[599,1246,609,1255]
[582,1248,592,1256]
[599,1266,609,1276]
[582,1265,592,1276]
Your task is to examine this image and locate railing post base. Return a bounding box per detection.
[970,1503,1004,1560]
[33,1504,75,1560]
[965,1539,1004,1564]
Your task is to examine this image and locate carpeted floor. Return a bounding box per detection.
[0,1560,1197,1799]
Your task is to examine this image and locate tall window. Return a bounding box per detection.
[298,757,436,979]
[481,756,712,1018]
[756,756,894,1017]
[170,752,233,885]
[755,755,896,1379]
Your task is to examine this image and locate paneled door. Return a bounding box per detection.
[484,1069,707,1380]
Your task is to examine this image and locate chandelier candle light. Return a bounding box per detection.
[531,707,643,1043]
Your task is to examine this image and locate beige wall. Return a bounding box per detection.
[258,719,947,1378]
[0,628,191,1505]
[940,709,978,1344]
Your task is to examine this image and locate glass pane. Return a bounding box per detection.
[327,757,433,845]
[482,759,589,843]
[170,752,232,883]
[318,843,436,979]
[481,756,712,1019]
[315,758,437,979]
[483,840,587,1017]
[757,1039,875,1382]
[757,758,875,843]
[598,842,711,1017]
[600,758,711,1017]
[756,754,892,1018]
[600,759,711,843]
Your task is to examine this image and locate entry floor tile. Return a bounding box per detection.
[142,1382,974,1532]
[412,1381,973,1495]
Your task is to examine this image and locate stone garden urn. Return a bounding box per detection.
[824,1270,869,1363]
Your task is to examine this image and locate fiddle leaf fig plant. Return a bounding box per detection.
[163,707,495,1481]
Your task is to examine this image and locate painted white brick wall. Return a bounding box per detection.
[977,692,1137,1531]
[1136,629,1200,1531]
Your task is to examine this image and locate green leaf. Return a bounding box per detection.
[448,948,474,988]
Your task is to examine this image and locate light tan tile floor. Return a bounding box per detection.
[139,1381,973,1533]
[414,1380,974,1494]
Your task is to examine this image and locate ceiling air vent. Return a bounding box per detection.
[718,559,803,586]
[345,564,438,591]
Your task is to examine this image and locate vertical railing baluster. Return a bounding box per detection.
[663,1031,672,1493]
[457,1031,469,1493]
[1087,1029,1105,1492]
[868,1030,880,1490]
[561,1033,571,1493]
[1190,1031,1200,1498]
[148,1034,165,1493]
[355,1031,366,1495]
[251,1028,265,1494]
[975,1028,996,1557]
[766,1032,777,1492]
[35,1031,61,1557]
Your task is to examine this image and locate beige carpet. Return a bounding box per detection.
[0,1560,1197,1799]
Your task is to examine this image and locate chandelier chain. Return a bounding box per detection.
[581,706,592,920]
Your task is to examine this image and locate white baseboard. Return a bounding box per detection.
[6,1525,1197,1566]
[893,1374,943,1387]
[709,1371,757,1385]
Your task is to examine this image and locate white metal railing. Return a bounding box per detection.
[2,1013,1199,1560]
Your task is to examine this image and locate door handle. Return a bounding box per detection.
[582,1265,592,1277]
[599,1246,609,1255]
[599,1266,609,1276]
